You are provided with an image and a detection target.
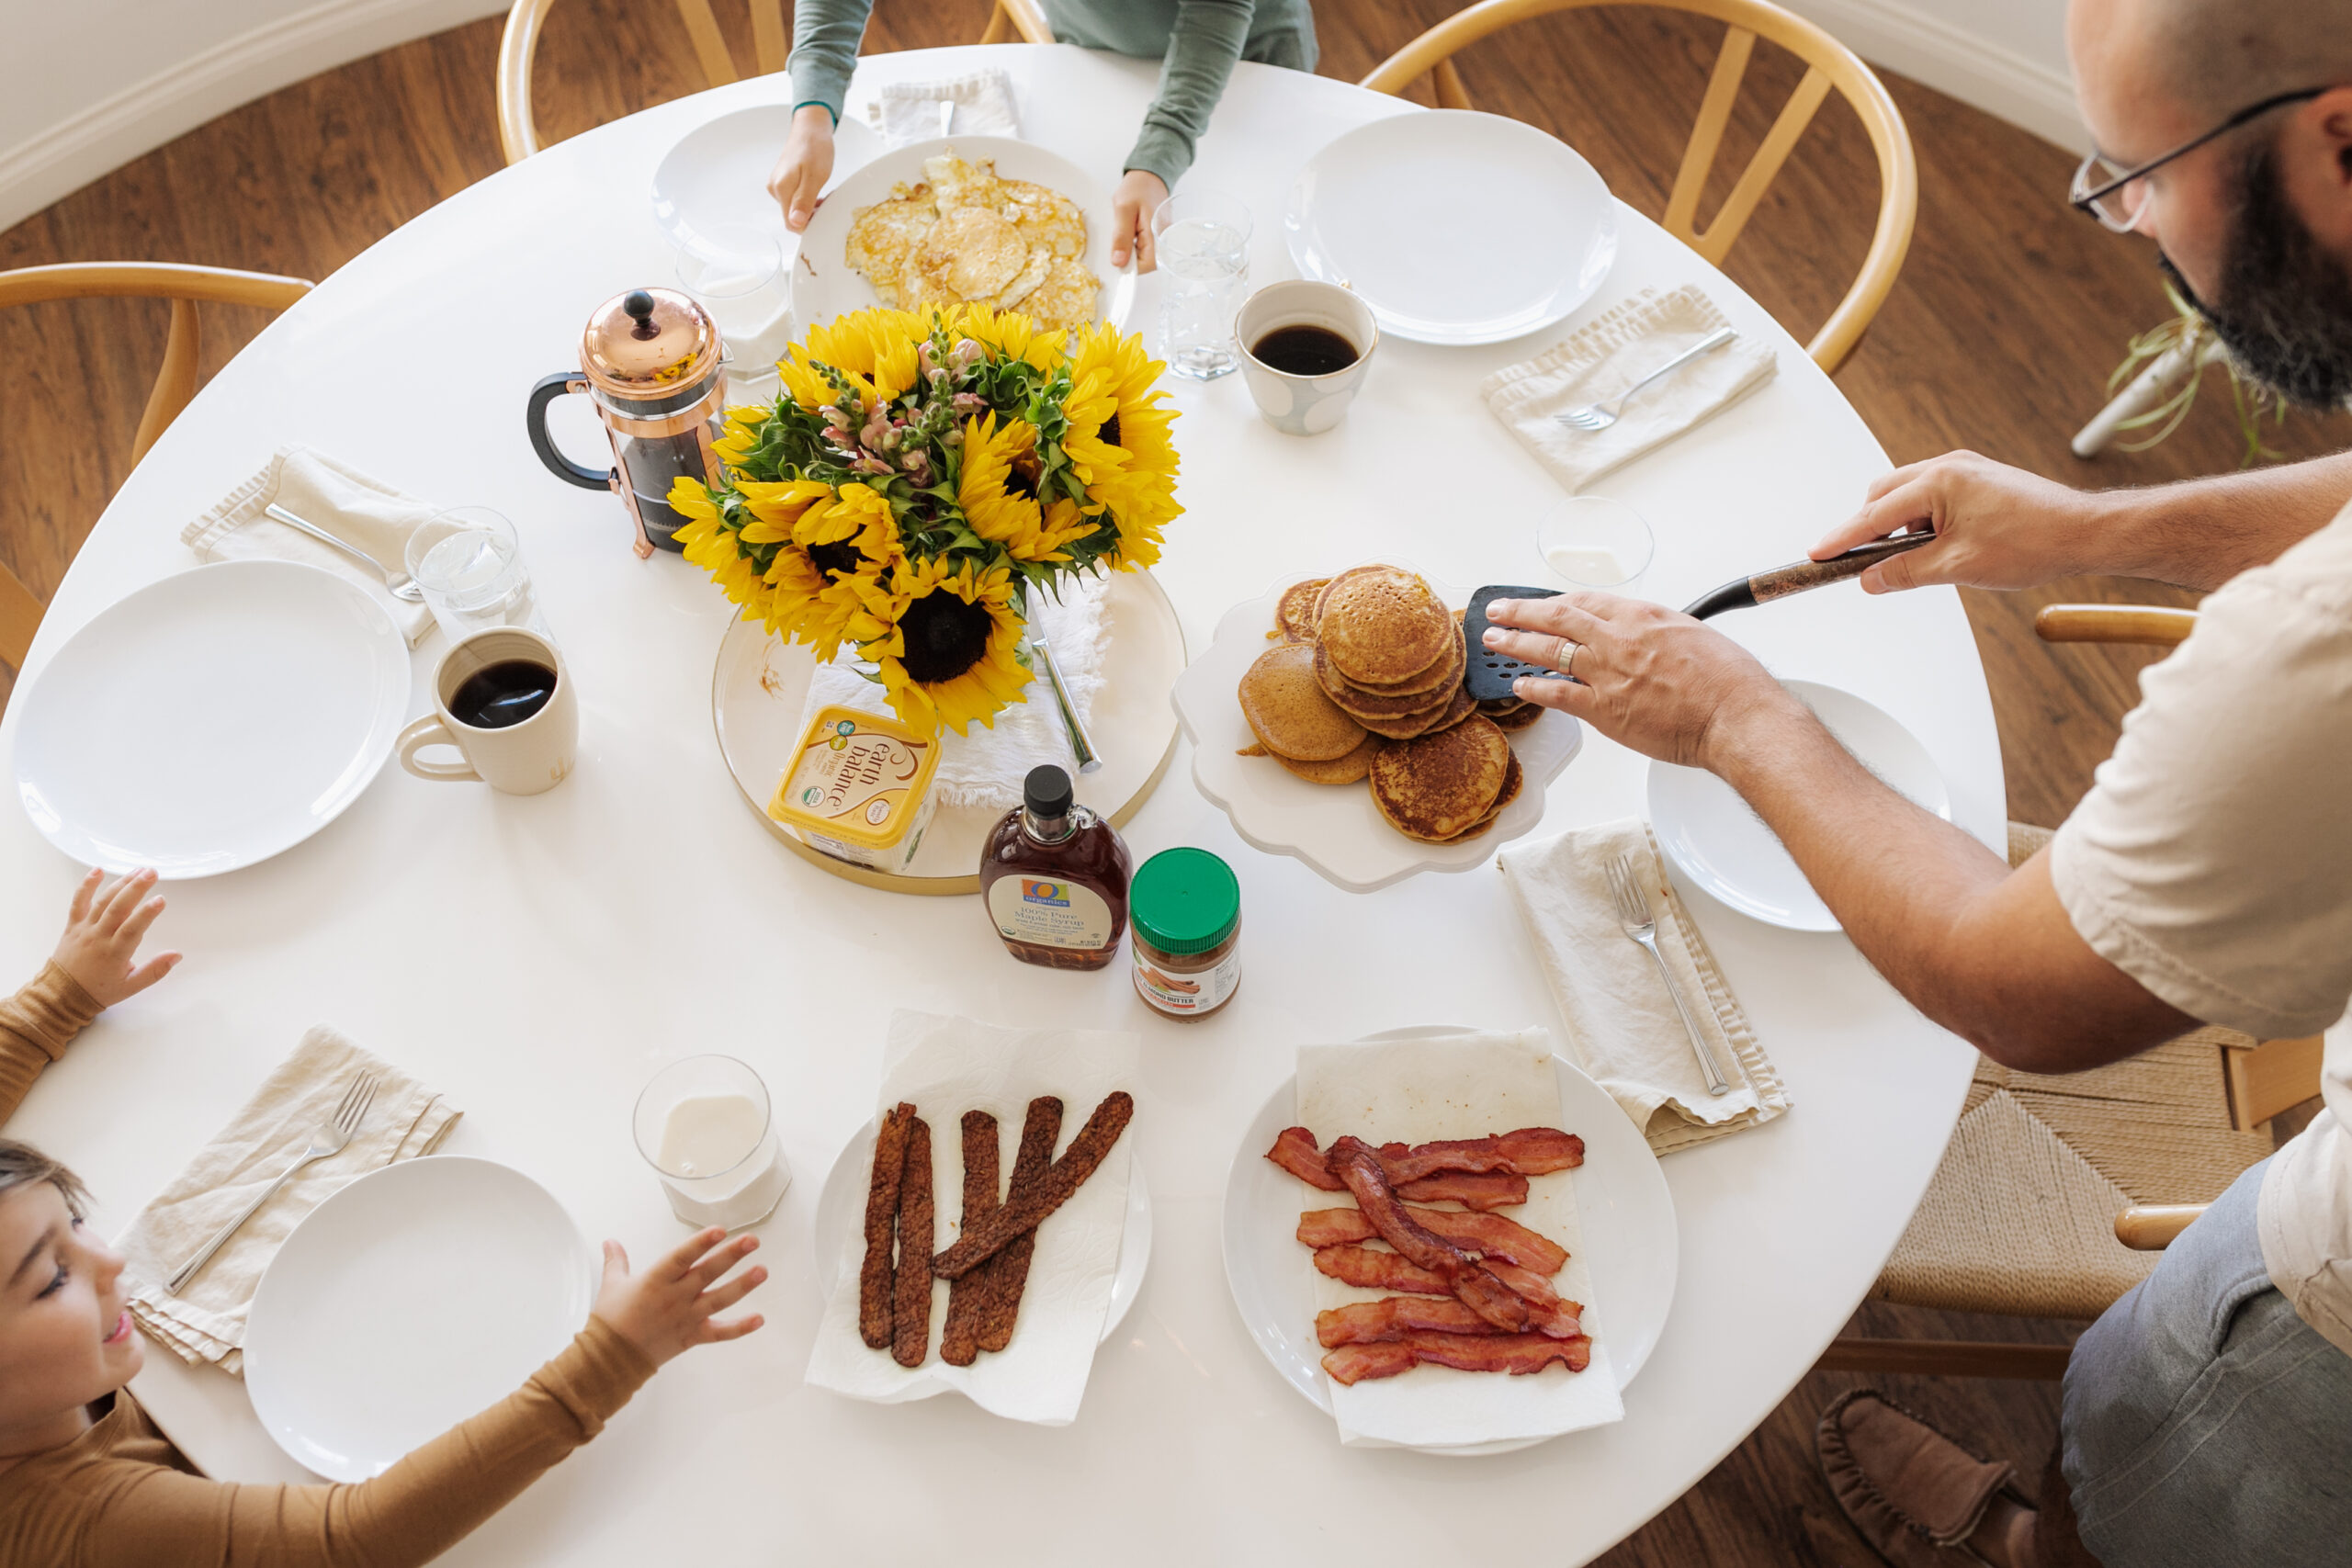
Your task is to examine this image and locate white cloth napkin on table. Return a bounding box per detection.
[798,570,1109,811]
[1295,1029,1623,1449]
[117,1027,461,1374]
[180,446,437,644]
[1498,818,1791,1154]
[866,69,1021,146]
[805,1010,1137,1427]
[1482,285,1779,493]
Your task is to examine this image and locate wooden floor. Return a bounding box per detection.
[1,4,2342,1562]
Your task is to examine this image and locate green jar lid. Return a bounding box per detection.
[1130,848,1239,956]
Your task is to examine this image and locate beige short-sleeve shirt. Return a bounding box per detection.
[2051,501,2352,1357]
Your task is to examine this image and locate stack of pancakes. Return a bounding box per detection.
[1237,566,1532,843]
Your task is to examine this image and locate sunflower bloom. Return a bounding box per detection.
[669,478,775,624]
[862,556,1032,735]
[951,304,1066,370]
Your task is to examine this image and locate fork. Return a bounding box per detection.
[166,1074,379,1293]
[264,503,425,602]
[1555,326,1737,432]
[1605,856,1733,1097]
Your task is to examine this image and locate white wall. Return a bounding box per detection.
[0,0,2087,243]
[0,0,510,238]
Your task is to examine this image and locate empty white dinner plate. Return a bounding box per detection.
[813,1117,1152,1343]
[1285,110,1618,344]
[1646,680,1951,932]
[1222,1027,1678,1455]
[12,560,411,877]
[652,105,883,263]
[244,1156,595,1482]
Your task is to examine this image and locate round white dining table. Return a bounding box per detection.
[0,43,2000,1565]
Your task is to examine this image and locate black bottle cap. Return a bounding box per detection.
[1023,764,1074,818]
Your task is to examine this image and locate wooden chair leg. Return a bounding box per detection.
[0,559,42,672]
[1816,1337,2073,1380]
[1432,57,1473,109]
[979,2,1012,45]
[130,298,201,465]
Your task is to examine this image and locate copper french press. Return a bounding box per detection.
[527,288,728,558]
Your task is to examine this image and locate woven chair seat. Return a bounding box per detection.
[1871,824,2274,1321]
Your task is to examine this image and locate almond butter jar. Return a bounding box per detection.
[1129,848,1242,1020]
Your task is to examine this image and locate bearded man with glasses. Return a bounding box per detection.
[1480,1,2352,1562]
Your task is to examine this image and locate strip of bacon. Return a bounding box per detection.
[1328,1137,1527,1331]
[1317,1296,1498,1347]
[1376,1127,1585,1184]
[1297,1206,1568,1275]
[1393,1171,1528,1210]
[1322,1330,1593,1386]
[1311,1246,1584,1339]
[1265,1125,1347,1190]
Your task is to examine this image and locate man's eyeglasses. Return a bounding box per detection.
[2071,87,2328,232]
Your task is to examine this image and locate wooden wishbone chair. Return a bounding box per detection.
[1359,0,1918,375]
[0,262,313,673]
[497,0,1054,164]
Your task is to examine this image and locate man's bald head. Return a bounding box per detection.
[2134,0,2352,123]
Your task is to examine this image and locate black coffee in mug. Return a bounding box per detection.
[1250,324,1360,376]
[449,660,558,729]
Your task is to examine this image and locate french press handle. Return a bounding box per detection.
[526,371,616,491]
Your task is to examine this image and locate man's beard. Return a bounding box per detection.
[2160,142,2352,410]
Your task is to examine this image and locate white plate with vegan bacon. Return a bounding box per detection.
[1223,1026,1677,1453]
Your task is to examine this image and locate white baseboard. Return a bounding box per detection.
[1775,0,2089,154]
[0,0,512,241]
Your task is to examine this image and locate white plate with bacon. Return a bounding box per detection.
[1221,1026,1677,1454]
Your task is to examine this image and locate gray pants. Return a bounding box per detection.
[2063,1159,2352,1564]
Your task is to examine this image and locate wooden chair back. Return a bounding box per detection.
[498,0,1053,164]
[0,262,312,672]
[1359,0,1917,375]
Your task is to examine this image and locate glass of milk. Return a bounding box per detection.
[1536,495,1656,596]
[1151,190,1252,380]
[673,223,793,397]
[632,1055,791,1231]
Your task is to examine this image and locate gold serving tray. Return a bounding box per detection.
[709,570,1185,895]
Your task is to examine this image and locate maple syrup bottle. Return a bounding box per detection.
[981,765,1133,971]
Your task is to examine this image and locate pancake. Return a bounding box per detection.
[1422,685,1478,734]
[1276,578,1329,643]
[1238,643,1367,762]
[989,245,1052,310]
[1434,752,1524,843]
[910,206,1028,303]
[1490,699,1544,732]
[843,183,941,307]
[996,179,1088,258]
[1320,569,1454,686]
[1316,631,1464,709]
[1367,714,1510,842]
[1272,730,1382,785]
[922,150,1002,211]
[1023,254,1101,330]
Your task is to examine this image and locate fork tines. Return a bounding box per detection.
[1604,853,1651,929]
[334,1073,380,1136]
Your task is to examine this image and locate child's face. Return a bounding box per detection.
[0,1183,141,1441]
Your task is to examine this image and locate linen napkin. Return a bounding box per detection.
[867,69,1020,146]
[797,570,1109,810]
[1481,285,1779,493]
[118,1027,462,1373]
[1295,1028,1623,1449]
[805,1010,1137,1426]
[181,446,438,644]
[1498,818,1791,1154]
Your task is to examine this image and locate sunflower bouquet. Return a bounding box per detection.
[669,304,1180,737]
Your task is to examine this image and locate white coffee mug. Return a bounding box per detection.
[1235,280,1380,435]
[397,626,577,795]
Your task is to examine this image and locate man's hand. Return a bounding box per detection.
[1809,450,2100,593]
[1481,592,1797,770]
[593,1228,766,1368]
[52,868,179,1008]
[766,106,838,233]
[1110,169,1169,271]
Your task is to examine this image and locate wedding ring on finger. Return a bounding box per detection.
[1556,637,1581,679]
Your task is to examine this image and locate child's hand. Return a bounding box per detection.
[52,868,180,1008]
[592,1228,767,1367]
[1111,169,1169,271]
[767,106,838,232]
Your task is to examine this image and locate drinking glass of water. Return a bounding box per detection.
[1536,496,1656,597]
[674,223,792,392]
[1152,190,1251,380]
[405,506,547,641]
[633,1055,792,1231]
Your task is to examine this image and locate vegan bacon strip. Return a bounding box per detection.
[1297,1205,1568,1275]
[939,1111,1001,1368]
[1321,1329,1592,1386]
[975,1097,1065,1354]
[890,1114,934,1368]
[859,1102,916,1349]
[1327,1136,1527,1332]
[932,1090,1134,1280]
